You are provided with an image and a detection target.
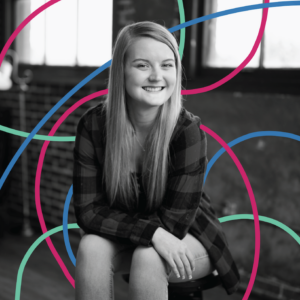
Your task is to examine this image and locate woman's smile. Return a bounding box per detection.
[142,86,165,92]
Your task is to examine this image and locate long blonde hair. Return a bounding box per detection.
[103,21,183,213]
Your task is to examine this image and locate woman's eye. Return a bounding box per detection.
[162,64,174,68]
[137,64,148,68]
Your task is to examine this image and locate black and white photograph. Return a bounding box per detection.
[0,1,300,300]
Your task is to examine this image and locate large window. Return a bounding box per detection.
[203,0,300,69]
[15,0,113,67]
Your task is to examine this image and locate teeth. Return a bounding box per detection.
[143,87,164,92]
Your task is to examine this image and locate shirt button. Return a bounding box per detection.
[186,214,190,220]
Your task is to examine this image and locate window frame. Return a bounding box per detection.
[9,0,109,88]
[6,0,300,92]
[181,0,300,95]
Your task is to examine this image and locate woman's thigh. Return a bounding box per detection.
[168,233,215,283]
[76,234,135,274]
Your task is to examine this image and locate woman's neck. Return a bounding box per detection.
[127,103,159,135]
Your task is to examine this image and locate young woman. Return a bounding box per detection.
[73,21,240,300]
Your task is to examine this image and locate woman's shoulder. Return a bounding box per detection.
[171,107,204,143]
[78,101,106,131]
[168,107,206,174]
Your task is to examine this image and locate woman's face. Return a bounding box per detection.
[124,37,177,109]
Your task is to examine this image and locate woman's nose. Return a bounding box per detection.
[149,67,162,81]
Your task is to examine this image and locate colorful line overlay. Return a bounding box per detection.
[14,224,79,300]
[0,125,75,142]
[177,0,186,59]
[1,0,299,292]
[2,2,300,147]
[200,125,260,300]
[16,216,300,300]
[205,131,300,183]
[35,91,107,287]
[0,0,61,68]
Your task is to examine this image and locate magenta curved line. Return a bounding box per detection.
[35,90,108,287]
[182,0,269,95]
[0,0,61,67]
[200,125,260,300]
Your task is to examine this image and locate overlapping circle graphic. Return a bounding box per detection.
[1,1,300,300]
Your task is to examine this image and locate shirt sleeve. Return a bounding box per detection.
[73,113,207,246]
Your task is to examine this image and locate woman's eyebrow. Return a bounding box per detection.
[132,58,175,63]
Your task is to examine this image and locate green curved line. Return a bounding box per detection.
[219,214,300,245]
[0,125,75,142]
[15,216,300,300]
[177,0,186,59]
[15,224,79,300]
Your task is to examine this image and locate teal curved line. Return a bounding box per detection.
[219,214,300,245]
[177,0,186,59]
[0,125,75,142]
[15,216,300,299]
[15,224,79,300]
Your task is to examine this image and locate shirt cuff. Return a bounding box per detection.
[130,219,160,246]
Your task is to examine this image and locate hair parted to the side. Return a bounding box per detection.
[103,21,183,213]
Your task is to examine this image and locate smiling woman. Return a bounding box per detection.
[73,21,240,300]
[125,38,177,110]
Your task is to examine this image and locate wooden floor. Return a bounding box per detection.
[0,230,260,300]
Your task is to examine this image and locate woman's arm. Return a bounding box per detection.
[74,112,206,248]
[73,114,162,246]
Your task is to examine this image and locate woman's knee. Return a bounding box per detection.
[131,245,169,275]
[76,234,115,266]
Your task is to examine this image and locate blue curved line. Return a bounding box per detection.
[204,131,300,183]
[169,1,300,33]
[1,1,300,190]
[63,185,76,266]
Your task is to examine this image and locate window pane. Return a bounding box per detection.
[45,0,77,66]
[77,0,113,66]
[203,0,262,68]
[15,0,46,65]
[30,0,46,64]
[263,0,300,68]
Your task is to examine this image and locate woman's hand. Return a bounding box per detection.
[151,227,195,280]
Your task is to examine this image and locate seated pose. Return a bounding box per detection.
[73,21,240,300]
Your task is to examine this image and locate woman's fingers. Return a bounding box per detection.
[168,258,181,278]
[185,249,195,272]
[174,256,187,279]
[179,253,193,279]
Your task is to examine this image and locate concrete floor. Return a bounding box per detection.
[0,230,262,300]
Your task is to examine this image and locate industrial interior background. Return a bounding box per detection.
[0,1,299,299]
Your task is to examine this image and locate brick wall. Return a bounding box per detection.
[0,83,106,231]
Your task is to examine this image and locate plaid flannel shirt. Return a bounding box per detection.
[73,102,240,295]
